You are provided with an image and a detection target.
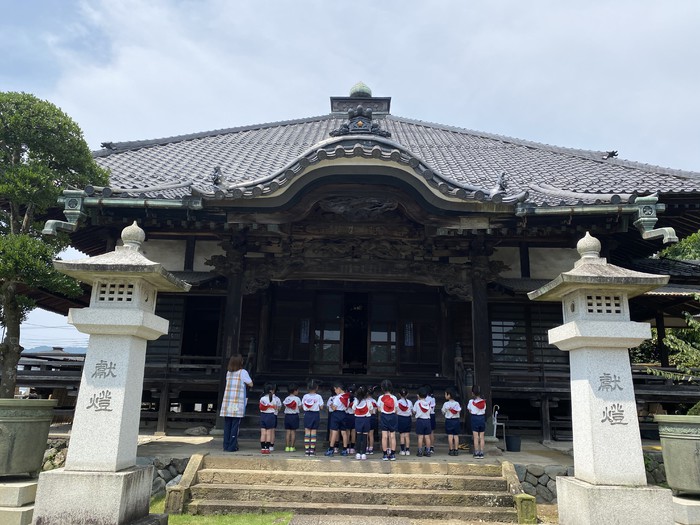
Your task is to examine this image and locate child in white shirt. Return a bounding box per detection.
[301,379,324,456]
[441,386,462,456]
[412,386,432,457]
[259,383,282,454]
[377,379,398,461]
[425,384,436,454]
[396,387,413,455]
[351,385,373,460]
[282,383,301,452]
[467,385,487,459]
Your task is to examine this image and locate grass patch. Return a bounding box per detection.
[150,495,292,525]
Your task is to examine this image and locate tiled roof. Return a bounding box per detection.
[93,113,700,206]
[630,258,700,279]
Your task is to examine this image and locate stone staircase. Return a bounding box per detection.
[0,479,37,525]
[166,453,523,522]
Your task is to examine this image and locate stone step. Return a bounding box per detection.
[188,483,514,508]
[196,468,508,491]
[0,505,34,525]
[201,455,502,477]
[187,500,519,522]
[0,480,37,508]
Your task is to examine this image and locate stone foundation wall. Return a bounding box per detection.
[137,456,190,499]
[515,451,667,503]
[43,438,189,498]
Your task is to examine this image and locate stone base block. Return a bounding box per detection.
[674,496,700,525]
[0,505,33,525]
[32,466,153,525]
[557,476,674,525]
[0,479,37,508]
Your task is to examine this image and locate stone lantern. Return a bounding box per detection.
[32,222,190,525]
[529,232,673,525]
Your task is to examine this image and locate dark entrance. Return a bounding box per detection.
[343,293,368,374]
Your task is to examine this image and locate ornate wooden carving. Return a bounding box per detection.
[206,232,247,276]
[329,105,391,138]
[318,196,398,221]
[298,238,421,260]
[298,222,421,240]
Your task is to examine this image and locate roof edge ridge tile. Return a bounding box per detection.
[93,114,337,156]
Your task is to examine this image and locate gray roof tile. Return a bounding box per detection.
[94,113,700,206]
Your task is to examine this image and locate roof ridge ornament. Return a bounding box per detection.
[329,104,391,138]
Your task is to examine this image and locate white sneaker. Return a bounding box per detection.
[361,454,367,460]
[405,450,410,456]
[269,446,274,452]
[355,453,362,460]
[399,450,406,456]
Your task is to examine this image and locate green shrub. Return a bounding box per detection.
[688,401,700,416]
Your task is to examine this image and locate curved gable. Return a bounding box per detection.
[212,135,527,209]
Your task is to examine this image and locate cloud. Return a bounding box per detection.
[9,0,700,173]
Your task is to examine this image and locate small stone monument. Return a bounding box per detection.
[529,232,674,525]
[32,222,190,525]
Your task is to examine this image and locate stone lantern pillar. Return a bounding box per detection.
[529,232,674,525]
[32,222,190,525]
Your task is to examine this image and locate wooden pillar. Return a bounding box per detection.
[471,260,492,408]
[440,292,452,378]
[540,395,552,442]
[222,270,245,359]
[211,233,247,428]
[256,287,272,374]
[156,384,170,435]
[655,311,669,368]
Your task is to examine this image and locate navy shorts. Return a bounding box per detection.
[304,411,320,430]
[284,413,300,430]
[445,418,461,435]
[260,413,277,429]
[415,418,431,435]
[355,417,371,433]
[380,413,398,432]
[344,412,355,431]
[470,414,486,433]
[430,413,436,431]
[329,410,345,431]
[398,415,412,434]
[370,414,378,430]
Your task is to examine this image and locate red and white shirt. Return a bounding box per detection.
[326,395,336,412]
[396,398,413,417]
[413,399,432,419]
[352,398,373,418]
[259,394,282,414]
[467,397,486,416]
[377,393,398,414]
[426,394,436,415]
[368,396,378,414]
[441,399,462,419]
[283,395,301,415]
[301,393,324,412]
[336,392,351,411]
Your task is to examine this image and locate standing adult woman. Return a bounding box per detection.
[220,354,253,452]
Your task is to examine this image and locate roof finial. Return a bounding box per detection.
[350,81,372,98]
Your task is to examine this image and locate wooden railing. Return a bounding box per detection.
[16,354,224,429]
[490,361,699,398]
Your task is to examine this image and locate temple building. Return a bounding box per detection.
[40,84,700,437]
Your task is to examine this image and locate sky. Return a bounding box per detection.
[3,0,700,349]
